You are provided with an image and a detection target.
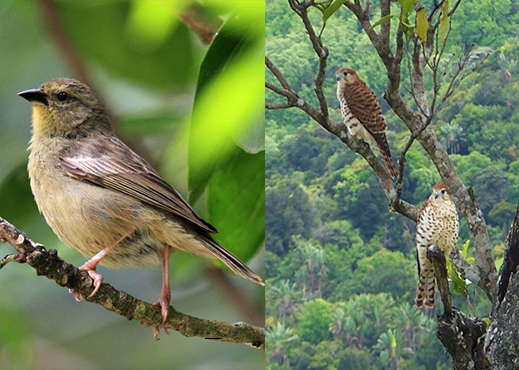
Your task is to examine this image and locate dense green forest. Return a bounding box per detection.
[265,0,519,368]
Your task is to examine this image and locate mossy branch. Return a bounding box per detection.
[0,216,264,348]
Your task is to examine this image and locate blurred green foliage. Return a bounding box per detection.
[0,1,264,369]
[266,0,517,368]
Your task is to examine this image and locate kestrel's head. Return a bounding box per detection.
[430,183,452,202]
[335,67,360,87]
[18,78,111,138]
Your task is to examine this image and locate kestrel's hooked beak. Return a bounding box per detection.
[336,75,341,81]
[18,88,49,106]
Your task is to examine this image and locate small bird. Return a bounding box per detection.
[415,183,459,308]
[18,78,264,336]
[335,67,398,178]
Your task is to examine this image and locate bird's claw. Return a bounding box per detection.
[79,264,104,298]
[153,297,171,340]
[68,288,84,302]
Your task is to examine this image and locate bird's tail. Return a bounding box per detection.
[200,235,264,286]
[372,132,398,179]
[415,270,435,308]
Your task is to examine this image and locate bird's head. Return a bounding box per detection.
[18,78,111,138]
[335,67,359,87]
[431,183,451,202]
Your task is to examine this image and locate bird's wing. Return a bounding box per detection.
[60,135,217,234]
[344,82,387,134]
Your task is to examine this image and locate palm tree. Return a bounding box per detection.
[266,322,298,365]
[268,280,303,325]
[440,122,465,154]
[295,238,329,299]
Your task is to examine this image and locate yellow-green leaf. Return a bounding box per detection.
[461,239,470,258]
[447,258,468,295]
[398,0,416,19]
[415,8,429,44]
[372,14,395,29]
[440,0,449,43]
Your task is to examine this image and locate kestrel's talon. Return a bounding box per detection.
[153,326,160,341]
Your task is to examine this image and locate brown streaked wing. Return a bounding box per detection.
[60,136,217,234]
[343,82,387,133]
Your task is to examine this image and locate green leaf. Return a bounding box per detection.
[207,149,265,262]
[323,0,346,24]
[447,258,468,295]
[440,0,449,43]
[461,239,470,258]
[415,8,429,44]
[398,0,416,19]
[372,14,395,29]
[188,3,264,203]
[495,256,504,271]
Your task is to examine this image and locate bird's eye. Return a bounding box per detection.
[441,189,446,195]
[57,91,68,102]
[343,71,348,76]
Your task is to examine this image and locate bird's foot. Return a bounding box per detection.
[78,261,104,298]
[152,289,171,340]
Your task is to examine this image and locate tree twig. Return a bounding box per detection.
[0,216,264,348]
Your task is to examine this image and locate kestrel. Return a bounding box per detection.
[336,67,398,178]
[415,183,459,308]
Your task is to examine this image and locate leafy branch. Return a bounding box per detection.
[0,216,264,348]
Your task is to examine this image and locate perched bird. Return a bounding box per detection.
[335,67,398,178]
[415,183,459,308]
[18,78,264,335]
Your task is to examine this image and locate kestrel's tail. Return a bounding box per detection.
[415,269,435,308]
[372,132,398,179]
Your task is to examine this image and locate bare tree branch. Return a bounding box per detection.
[0,216,264,348]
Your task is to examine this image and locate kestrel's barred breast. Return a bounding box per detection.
[415,184,459,308]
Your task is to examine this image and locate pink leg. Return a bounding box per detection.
[78,234,127,299]
[154,244,171,340]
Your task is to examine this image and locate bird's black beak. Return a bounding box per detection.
[336,75,341,81]
[18,88,49,106]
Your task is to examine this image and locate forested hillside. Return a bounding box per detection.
[265,0,519,368]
